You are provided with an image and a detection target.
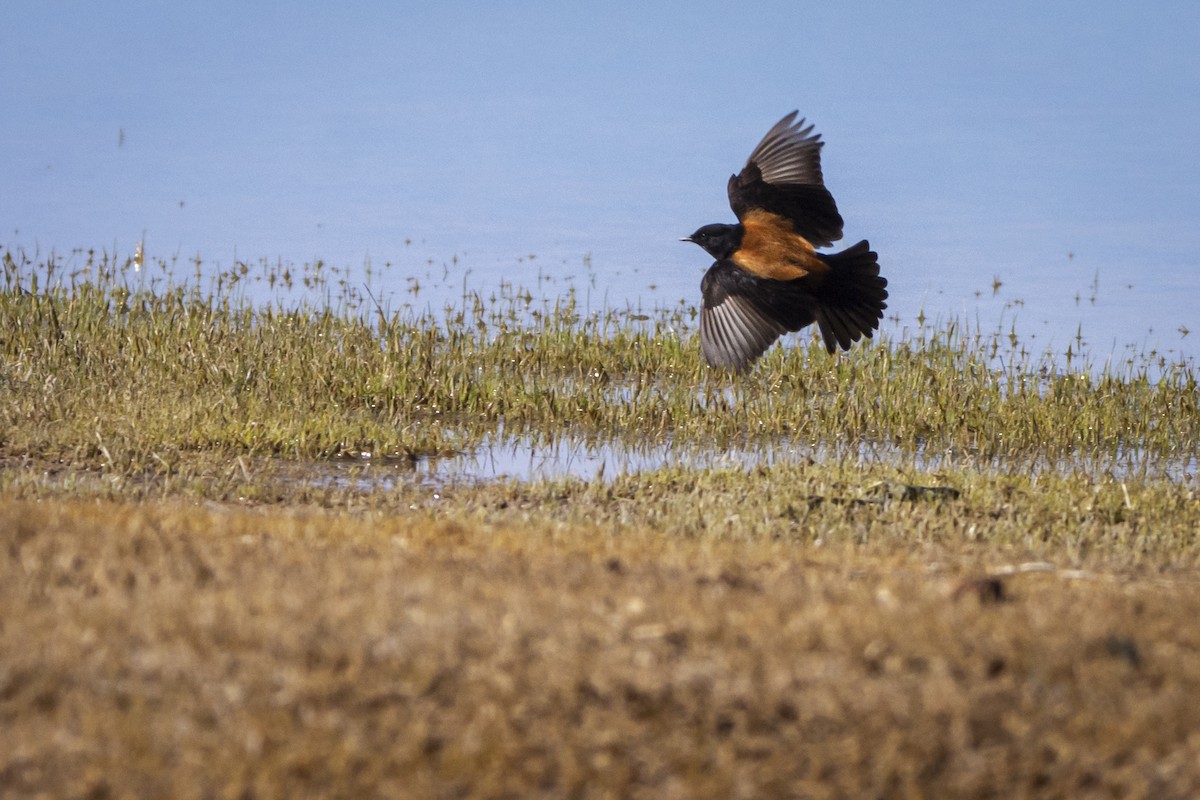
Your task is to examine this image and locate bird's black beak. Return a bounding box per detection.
[679,236,693,243]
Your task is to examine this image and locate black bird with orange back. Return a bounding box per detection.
[682,112,888,372]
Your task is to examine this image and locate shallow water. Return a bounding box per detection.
[312,433,1199,491]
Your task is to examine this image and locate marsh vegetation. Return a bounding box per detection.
[2,247,1198,797]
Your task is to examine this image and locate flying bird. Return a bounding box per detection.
[682,112,888,371]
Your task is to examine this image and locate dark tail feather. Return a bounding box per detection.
[814,241,888,354]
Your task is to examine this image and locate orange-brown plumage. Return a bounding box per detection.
[731,209,828,281]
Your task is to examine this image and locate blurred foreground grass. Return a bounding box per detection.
[3,498,1199,797]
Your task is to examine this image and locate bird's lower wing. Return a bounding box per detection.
[700,291,787,372]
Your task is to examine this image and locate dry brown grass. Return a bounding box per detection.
[4,498,1200,799]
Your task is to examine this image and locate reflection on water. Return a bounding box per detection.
[314,433,1198,491]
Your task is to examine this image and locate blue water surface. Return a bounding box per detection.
[3,1,1198,364]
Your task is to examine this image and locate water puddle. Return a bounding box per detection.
[312,433,1198,491]
[318,435,819,490]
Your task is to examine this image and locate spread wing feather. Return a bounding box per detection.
[727,111,845,247]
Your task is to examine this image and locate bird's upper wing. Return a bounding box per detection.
[726,111,845,248]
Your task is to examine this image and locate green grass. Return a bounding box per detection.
[2,245,1197,568]
[2,246,1197,483]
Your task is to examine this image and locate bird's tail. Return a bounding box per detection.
[813,241,888,353]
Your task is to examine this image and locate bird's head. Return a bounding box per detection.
[680,223,742,261]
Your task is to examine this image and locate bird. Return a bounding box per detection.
[682,111,888,371]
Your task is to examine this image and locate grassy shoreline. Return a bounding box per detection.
[3,247,1198,480]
